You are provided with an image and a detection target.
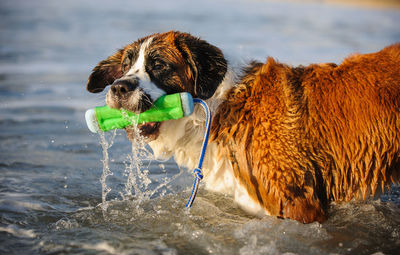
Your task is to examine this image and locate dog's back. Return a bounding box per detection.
[303,43,400,201]
[212,44,400,223]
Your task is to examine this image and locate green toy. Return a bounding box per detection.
[85,92,194,133]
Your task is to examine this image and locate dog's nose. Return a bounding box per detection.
[111,84,129,95]
[110,79,138,96]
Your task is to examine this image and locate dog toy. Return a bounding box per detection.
[85,92,194,133]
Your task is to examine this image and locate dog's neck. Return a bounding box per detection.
[148,69,235,171]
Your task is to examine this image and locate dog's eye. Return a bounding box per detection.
[122,63,129,73]
[122,59,131,73]
[152,62,165,71]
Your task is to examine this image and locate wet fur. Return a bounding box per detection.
[211,45,400,222]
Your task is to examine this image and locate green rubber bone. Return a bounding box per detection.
[85,92,194,133]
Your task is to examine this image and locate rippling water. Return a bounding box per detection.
[1,0,400,254]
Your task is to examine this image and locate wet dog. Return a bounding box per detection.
[87,31,400,223]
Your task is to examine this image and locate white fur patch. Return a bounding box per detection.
[126,37,166,101]
[126,38,152,79]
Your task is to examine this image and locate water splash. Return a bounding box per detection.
[98,129,117,214]
[97,123,184,216]
[121,125,153,202]
[121,124,185,208]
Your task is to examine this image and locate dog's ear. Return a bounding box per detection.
[86,49,124,93]
[176,33,227,99]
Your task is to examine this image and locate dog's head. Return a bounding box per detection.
[86,31,227,140]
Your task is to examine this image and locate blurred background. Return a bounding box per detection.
[1,0,400,254]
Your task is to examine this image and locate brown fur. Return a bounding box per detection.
[211,44,400,223]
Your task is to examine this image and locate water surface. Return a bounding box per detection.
[1,0,400,254]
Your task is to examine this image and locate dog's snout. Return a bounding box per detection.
[110,78,138,96]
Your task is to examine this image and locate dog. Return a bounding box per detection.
[86,31,400,223]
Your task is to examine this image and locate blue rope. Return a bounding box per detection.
[185,98,211,208]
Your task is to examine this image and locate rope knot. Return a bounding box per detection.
[193,168,203,180]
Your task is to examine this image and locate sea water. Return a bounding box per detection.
[1,0,400,254]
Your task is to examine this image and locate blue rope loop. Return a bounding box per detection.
[185,98,211,208]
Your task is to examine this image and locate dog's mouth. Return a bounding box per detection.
[126,121,161,142]
[107,90,162,141]
[138,122,161,137]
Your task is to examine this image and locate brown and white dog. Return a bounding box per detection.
[87,31,400,223]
